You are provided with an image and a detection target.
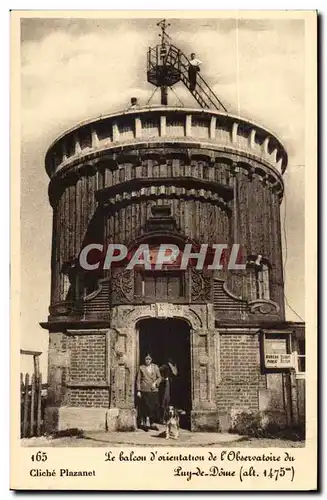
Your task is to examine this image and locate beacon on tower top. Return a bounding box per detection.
[147,19,227,110]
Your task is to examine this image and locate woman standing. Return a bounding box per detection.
[136,354,161,431]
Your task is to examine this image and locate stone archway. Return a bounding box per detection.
[111,303,204,330]
[109,303,219,431]
[137,317,192,429]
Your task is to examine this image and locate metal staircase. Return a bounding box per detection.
[147,41,228,112]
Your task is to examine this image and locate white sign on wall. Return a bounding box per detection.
[264,353,293,369]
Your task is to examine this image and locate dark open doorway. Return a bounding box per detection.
[137,318,192,430]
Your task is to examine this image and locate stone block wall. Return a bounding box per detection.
[65,388,109,407]
[68,334,107,383]
[47,330,110,410]
[216,332,266,430]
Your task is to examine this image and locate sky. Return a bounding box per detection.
[20,16,305,376]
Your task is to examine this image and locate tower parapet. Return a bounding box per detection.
[46,106,287,179]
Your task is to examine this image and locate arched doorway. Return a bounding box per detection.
[136,318,192,429]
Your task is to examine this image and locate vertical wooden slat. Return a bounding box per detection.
[267,189,274,264]
[203,202,208,244]
[115,206,121,243]
[111,210,116,245]
[92,172,97,223]
[36,374,42,437]
[195,201,200,241]
[199,202,204,243]
[139,201,144,233]
[35,356,40,378]
[63,188,68,265]
[86,175,92,239]
[108,213,114,244]
[275,191,284,311]
[180,199,184,235]
[269,190,277,301]
[184,200,190,238]
[85,174,90,240]
[209,116,216,139]
[232,171,238,246]
[33,355,37,378]
[217,205,222,243]
[246,177,252,252]
[135,202,140,240]
[91,126,99,148]
[126,205,131,244]
[75,178,81,255]
[171,198,176,224]
[30,374,35,437]
[237,170,249,258]
[23,373,29,438]
[207,203,212,245]
[211,201,217,245]
[263,181,270,258]
[65,186,70,264]
[147,159,152,178]
[126,163,132,182]
[216,205,221,246]
[50,204,57,304]
[114,210,119,243]
[160,115,166,137]
[131,202,136,241]
[68,184,73,261]
[55,199,61,303]
[121,205,126,245]
[112,168,117,187]
[72,181,77,257]
[257,177,263,253]
[66,184,71,262]
[58,193,64,300]
[104,166,109,187]
[80,176,85,244]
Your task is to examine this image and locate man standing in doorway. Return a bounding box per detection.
[188,53,202,91]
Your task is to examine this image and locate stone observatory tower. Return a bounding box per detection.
[42,21,304,433]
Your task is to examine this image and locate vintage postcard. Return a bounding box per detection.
[11,10,317,490]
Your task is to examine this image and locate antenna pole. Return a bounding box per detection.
[157,19,170,45]
[161,86,168,106]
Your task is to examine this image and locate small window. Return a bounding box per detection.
[295,339,305,374]
[136,271,185,301]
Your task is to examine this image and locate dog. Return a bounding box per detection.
[164,406,185,440]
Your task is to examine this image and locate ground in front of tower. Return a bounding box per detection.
[21,426,304,448]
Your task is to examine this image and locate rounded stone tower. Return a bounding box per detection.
[43,103,293,432]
